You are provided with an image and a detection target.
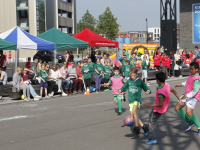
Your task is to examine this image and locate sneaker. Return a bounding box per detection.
[34,98,40,101]
[62,93,68,96]
[118,112,122,115]
[24,98,29,101]
[78,90,83,94]
[185,123,195,132]
[48,94,52,97]
[96,90,100,93]
[58,89,61,93]
[0,96,2,100]
[35,95,42,99]
[145,140,158,145]
[142,126,149,136]
[179,75,182,78]
[73,91,78,94]
[133,127,140,135]
[45,95,49,99]
[197,129,200,135]
[28,98,33,101]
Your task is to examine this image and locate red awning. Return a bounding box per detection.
[73,28,119,47]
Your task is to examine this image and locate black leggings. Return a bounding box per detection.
[84,78,91,88]
[47,80,56,93]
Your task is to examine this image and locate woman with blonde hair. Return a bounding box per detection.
[13,67,31,101]
[48,64,68,96]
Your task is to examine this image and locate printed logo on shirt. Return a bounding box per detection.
[126,67,130,72]
[129,86,138,93]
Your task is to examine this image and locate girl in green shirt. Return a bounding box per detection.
[81,59,92,88]
[103,60,111,91]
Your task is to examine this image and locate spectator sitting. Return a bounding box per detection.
[21,68,42,100]
[0,68,7,85]
[60,62,73,95]
[49,64,68,96]
[182,54,191,68]
[45,64,56,97]
[25,57,31,69]
[68,61,83,94]
[13,67,31,101]
[189,51,193,61]
[0,50,7,71]
[195,55,200,65]
[37,59,42,73]
[76,61,84,82]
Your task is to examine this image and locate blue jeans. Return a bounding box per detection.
[62,79,73,89]
[182,65,189,68]
[28,84,38,98]
[95,75,102,90]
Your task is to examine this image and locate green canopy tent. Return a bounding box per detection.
[37,28,89,63]
[0,38,16,50]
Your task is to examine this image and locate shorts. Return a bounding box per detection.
[142,70,147,78]
[113,94,124,101]
[179,95,197,110]
[40,80,48,88]
[129,101,141,111]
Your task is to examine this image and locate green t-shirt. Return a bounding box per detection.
[95,63,103,75]
[103,66,110,79]
[121,77,151,103]
[39,70,48,81]
[160,49,164,53]
[142,60,147,70]
[123,64,131,77]
[130,58,137,68]
[81,65,91,79]
[87,62,95,73]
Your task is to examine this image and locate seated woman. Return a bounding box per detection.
[60,62,73,95]
[0,68,7,85]
[13,67,31,101]
[68,61,83,94]
[48,64,68,96]
[21,68,42,101]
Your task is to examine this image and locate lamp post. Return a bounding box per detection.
[146,18,148,43]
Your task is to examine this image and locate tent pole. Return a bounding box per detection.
[15,49,18,72]
[82,48,83,60]
[54,49,57,64]
[116,48,118,67]
[87,47,89,58]
[77,48,78,55]
[89,47,91,57]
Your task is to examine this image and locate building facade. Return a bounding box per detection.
[46,0,77,35]
[148,27,160,42]
[180,0,200,51]
[0,0,77,60]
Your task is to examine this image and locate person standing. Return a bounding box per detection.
[81,59,92,89]
[8,51,12,64]
[66,50,70,62]
[0,50,7,71]
[174,51,181,77]
[194,46,199,58]
[69,51,74,62]
[25,57,31,69]
[95,57,104,93]
[161,53,168,79]
[169,51,175,78]
[101,53,107,66]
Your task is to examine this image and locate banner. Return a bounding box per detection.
[193,4,200,43]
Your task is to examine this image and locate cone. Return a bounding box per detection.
[85,87,91,95]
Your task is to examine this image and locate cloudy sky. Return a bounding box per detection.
[76,0,180,31]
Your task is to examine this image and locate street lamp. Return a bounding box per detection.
[146,18,148,43]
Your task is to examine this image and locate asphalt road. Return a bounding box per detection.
[0,78,200,150]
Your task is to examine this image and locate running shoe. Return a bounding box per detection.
[145,140,158,145]
[197,129,200,135]
[185,123,195,132]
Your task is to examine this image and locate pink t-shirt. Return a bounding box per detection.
[110,76,125,95]
[154,82,170,114]
[60,67,68,78]
[184,74,200,101]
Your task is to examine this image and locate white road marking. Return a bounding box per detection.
[0,116,27,121]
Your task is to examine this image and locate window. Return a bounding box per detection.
[155,29,156,33]
[157,29,159,33]
[154,34,156,37]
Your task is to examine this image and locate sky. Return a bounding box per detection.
[76,0,180,31]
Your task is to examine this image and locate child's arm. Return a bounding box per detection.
[142,97,164,107]
[175,81,186,88]
[141,81,151,95]
[118,80,129,93]
[170,87,184,106]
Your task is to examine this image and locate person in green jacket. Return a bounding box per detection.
[119,55,127,75]
[118,68,151,135]
[123,60,131,81]
[142,56,148,85]
[103,60,111,91]
[81,59,92,88]
[95,57,104,93]
[123,49,130,60]
[130,53,137,64]
[88,57,95,85]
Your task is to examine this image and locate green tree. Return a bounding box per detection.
[97,7,120,40]
[77,9,97,32]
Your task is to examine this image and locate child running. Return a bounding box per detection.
[174,62,200,135]
[141,56,148,85]
[142,72,181,145]
[104,67,125,115]
[118,68,150,135]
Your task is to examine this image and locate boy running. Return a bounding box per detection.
[123,60,131,81]
[104,67,125,115]
[174,62,200,135]
[118,68,150,135]
[142,72,181,144]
